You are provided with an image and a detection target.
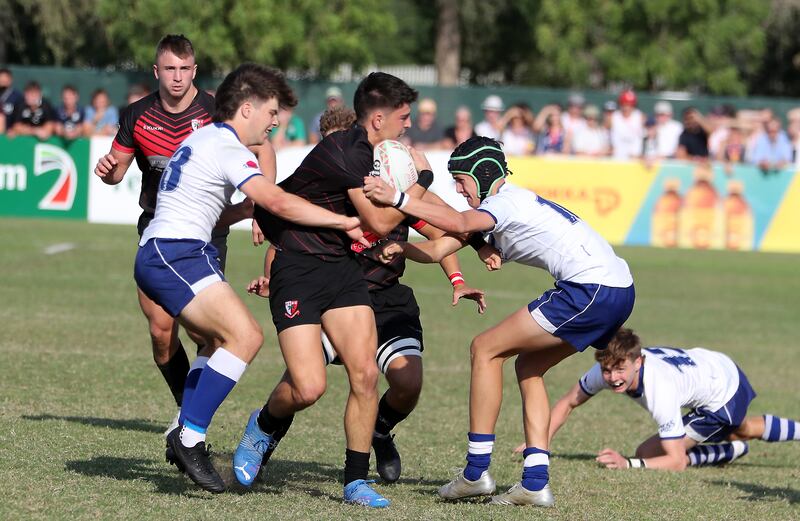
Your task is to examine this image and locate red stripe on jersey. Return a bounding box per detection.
[133,129,175,157]
[112,139,135,154]
[149,105,211,126]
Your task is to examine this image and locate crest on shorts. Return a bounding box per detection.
[284,300,300,318]
[191,119,204,131]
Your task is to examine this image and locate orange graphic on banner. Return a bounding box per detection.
[506,157,657,244]
[651,178,682,248]
[678,166,723,250]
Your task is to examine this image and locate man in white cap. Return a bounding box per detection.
[309,85,345,144]
[654,100,683,158]
[475,94,504,140]
[561,93,587,141]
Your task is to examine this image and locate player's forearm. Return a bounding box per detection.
[400,196,472,234]
[403,235,464,264]
[548,400,574,442]
[264,244,276,277]
[217,199,253,228]
[268,192,352,230]
[632,453,687,471]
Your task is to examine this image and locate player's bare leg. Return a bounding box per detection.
[374,355,423,482]
[729,416,766,440]
[234,325,326,487]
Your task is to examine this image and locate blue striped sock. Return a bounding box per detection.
[464,432,494,481]
[521,447,549,491]
[178,356,208,426]
[762,414,800,441]
[687,441,748,466]
[182,348,246,446]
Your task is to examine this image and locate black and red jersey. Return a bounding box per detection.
[255,125,373,261]
[112,89,214,213]
[356,217,426,290]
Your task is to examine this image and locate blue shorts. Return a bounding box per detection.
[134,238,225,317]
[528,280,635,352]
[683,367,757,443]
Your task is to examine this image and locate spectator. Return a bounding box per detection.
[56,84,84,140]
[443,105,477,148]
[0,68,23,125]
[642,117,659,166]
[7,81,57,140]
[653,101,683,158]
[534,104,566,154]
[749,117,793,175]
[271,107,307,148]
[319,105,357,137]
[404,97,445,150]
[0,112,4,134]
[571,104,609,157]
[125,83,150,108]
[787,108,800,167]
[707,104,736,158]
[308,86,344,144]
[718,124,747,175]
[602,101,617,131]
[475,94,504,140]
[499,105,535,156]
[676,107,711,160]
[561,93,587,141]
[610,90,644,160]
[83,88,119,136]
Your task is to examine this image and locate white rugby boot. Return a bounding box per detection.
[438,469,496,499]
[490,481,555,507]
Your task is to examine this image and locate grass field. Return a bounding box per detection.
[2,218,799,520]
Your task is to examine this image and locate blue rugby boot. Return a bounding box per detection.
[343,479,391,508]
[233,410,272,486]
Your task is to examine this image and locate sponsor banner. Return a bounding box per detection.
[506,157,658,244]
[88,136,143,225]
[0,135,89,219]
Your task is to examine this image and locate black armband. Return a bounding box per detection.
[467,232,487,251]
[416,169,434,189]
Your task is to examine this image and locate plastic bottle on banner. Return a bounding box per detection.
[723,180,754,251]
[651,178,682,248]
[679,166,723,249]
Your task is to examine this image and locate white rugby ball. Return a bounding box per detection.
[373,140,418,191]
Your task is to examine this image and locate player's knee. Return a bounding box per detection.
[293,380,326,408]
[234,322,264,355]
[349,361,379,396]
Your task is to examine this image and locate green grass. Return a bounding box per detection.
[2,218,799,520]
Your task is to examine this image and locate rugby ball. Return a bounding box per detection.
[373,140,418,191]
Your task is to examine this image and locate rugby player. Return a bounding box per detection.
[232,72,448,508]
[134,63,366,493]
[93,35,234,433]
[364,136,635,507]
[518,328,800,470]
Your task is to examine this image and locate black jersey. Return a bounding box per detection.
[354,217,425,290]
[256,125,373,261]
[112,89,214,213]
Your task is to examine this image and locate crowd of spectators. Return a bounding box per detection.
[1,65,797,176]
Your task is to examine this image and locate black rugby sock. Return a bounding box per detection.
[375,392,410,436]
[257,401,294,437]
[344,449,370,485]
[156,343,190,406]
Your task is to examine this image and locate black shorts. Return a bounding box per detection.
[137,211,230,272]
[269,250,371,333]
[323,283,424,373]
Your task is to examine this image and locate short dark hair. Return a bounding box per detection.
[24,81,41,92]
[62,84,78,93]
[595,328,642,367]
[155,34,195,62]
[0,68,11,76]
[213,63,297,122]
[353,72,418,122]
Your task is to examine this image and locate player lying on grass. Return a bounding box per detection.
[511,327,800,470]
[363,136,635,507]
[133,63,366,493]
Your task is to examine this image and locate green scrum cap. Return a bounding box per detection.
[447,136,510,201]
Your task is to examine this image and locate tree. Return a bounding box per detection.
[749,0,800,96]
[435,0,460,85]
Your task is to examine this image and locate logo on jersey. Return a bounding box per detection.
[34,144,77,210]
[284,300,300,318]
[246,160,258,169]
[350,231,382,254]
[370,159,381,176]
[191,119,204,131]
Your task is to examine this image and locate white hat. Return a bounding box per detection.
[654,101,673,115]
[481,95,504,112]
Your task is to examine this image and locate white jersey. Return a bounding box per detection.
[579,347,741,439]
[140,123,262,245]
[478,183,632,287]
[610,109,644,159]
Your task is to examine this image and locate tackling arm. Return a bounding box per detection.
[93,147,135,185]
[549,382,592,443]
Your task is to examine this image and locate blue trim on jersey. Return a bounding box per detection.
[626,363,645,398]
[476,208,497,224]
[659,434,687,440]
[237,172,262,189]
[681,366,757,443]
[214,122,240,141]
[578,378,594,396]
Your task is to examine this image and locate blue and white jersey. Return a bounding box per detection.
[478,183,632,287]
[140,123,261,245]
[579,347,741,439]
